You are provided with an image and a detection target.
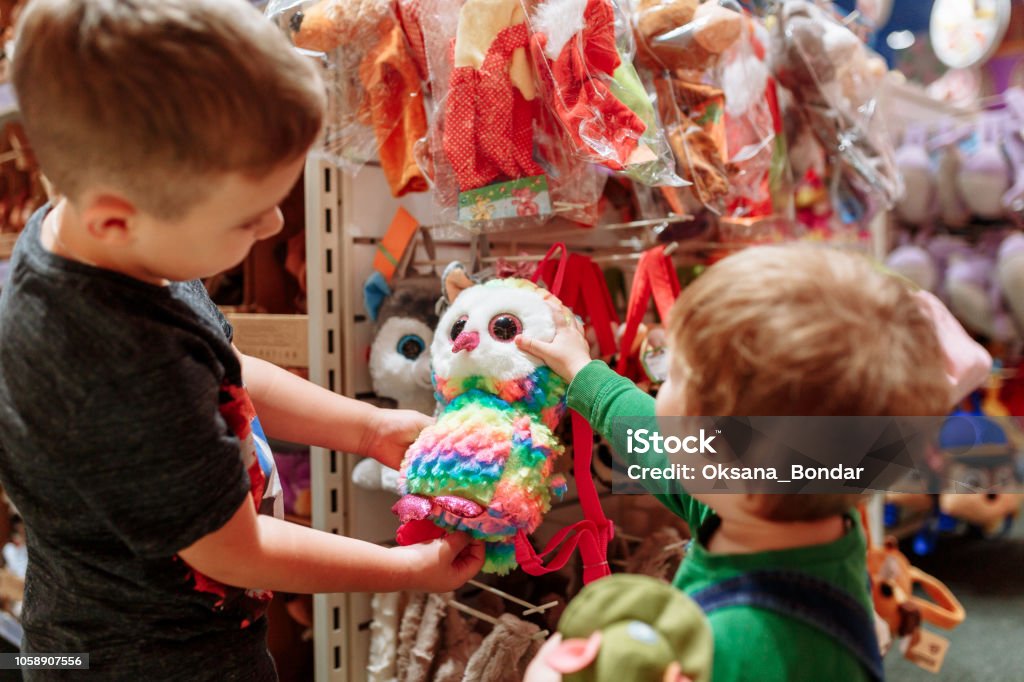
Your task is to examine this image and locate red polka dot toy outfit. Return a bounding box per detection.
[443,22,544,192]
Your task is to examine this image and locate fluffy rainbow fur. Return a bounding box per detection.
[400,278,571,574]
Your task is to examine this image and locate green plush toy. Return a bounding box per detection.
[524,574,713,682]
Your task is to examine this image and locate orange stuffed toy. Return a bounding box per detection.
[287,0,429,197]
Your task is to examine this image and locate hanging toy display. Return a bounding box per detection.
[893,125,936,226]
[527,0,682,187]
[718,14,791,226]
[957,113,1012,221]
[266,0,430,196]
[867,535,965,671]
[392,265,573,574]
[1000,88,1024,227]
[632,0,745,213]
[420,0,607,227]
[944,241,1018,347]
[937,391,1024,537]
[356,216,441,495]
[770,0,899,233]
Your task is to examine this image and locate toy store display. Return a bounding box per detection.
[390,243,615,582]
[770,0,899,235]
[887,87,1024,232]
[268,0,904,240]
[937,393,1024,536]
[614,244,680,387]
[426,0,619,227]
[527,0,681,186]
[356,212,442,495]
[867,536,964,672]
[267,0,430,196]
[633,0,745,211]
[277,0,1024,677]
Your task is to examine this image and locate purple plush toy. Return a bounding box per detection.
[1002,88,1024,227]
[957,113,1011,220]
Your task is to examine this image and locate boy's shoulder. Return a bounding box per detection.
[1,210,230,369]
[0,210,236,431]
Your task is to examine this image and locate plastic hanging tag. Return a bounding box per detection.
[639,326,670,386]
[900,629,950,674]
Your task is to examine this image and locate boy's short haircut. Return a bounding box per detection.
[667,244,950,521]
[12,0,325,219]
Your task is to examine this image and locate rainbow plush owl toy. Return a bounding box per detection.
[392,265,573,574]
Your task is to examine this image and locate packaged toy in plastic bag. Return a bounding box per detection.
[770,0,900,230]
[527,0,682,187]
[420,0,606,229]
[633,0,744,212]
[718,14,792,225]
[266,0,429,197]
[632,0,790,235]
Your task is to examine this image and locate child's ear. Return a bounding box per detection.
[80,193,136,244]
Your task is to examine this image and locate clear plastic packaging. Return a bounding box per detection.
[718,16,792,223]
[527,0,683,187]
[265,0,430,196]
[632,0,786,224]
[769,0,901,229]
[420,0,606,230]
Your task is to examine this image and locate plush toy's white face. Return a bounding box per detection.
[369,316,436,414]
[431,282,557,383]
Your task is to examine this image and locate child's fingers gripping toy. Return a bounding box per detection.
[392,263,575,574]
[523,574,714,682]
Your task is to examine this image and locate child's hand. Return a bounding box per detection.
[515,301,592,382]
[394,532,485,592]
[362,408,434,470]
[914,290,992,407]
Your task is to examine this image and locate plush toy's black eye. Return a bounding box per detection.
[397,334,425,360]
[450,316,468,341]
[488,314,522,342]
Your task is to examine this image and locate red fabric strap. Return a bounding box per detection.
[514,411,612,584]
[532,242,569,295]
[522,243,614,584]
[615,245,680,375]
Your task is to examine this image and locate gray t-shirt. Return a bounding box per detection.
[0,207,278,680]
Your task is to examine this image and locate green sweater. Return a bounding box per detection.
[567,361,874,682]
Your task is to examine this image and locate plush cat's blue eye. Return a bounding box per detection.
[397,334,425,360]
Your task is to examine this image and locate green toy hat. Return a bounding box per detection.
[556,574,713,682]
